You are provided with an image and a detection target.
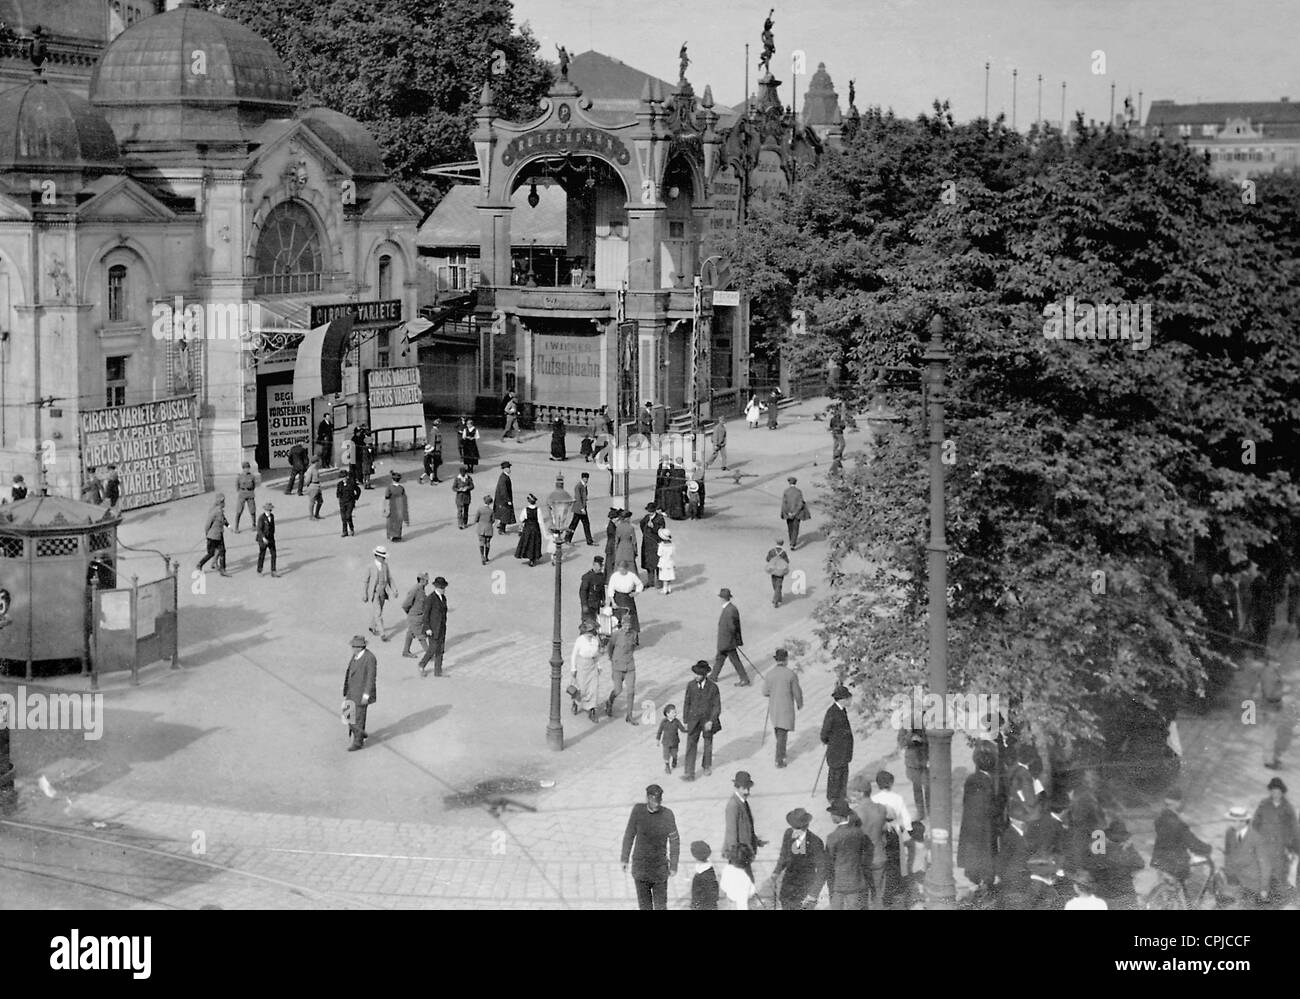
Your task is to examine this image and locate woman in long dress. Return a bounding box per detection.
[461,419,481,472]
[767,387,782,429]
[384,470,410,541]
[515,492,544,566]
[656,528,676,595]
[455,416,468,461]
[744,394,762,429]
[549,417,567,461]
[653,458,674,512]
[606,560,644,640]
[613,509,638,569]
[663,460,687,520]
[570,621,602,722]
[639,502,665,586]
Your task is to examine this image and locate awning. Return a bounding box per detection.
[292,314,354,403]
[412,291,478,342]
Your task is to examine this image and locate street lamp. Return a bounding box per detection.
[863,315,954,910]
[546,474,575,751]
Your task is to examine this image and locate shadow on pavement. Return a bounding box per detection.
[368,704,452,743]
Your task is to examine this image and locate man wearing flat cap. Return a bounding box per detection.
[578,555,606,631]
[820,686,855,803]
[762,648,803,768]
[493,462,516,534]
[723,770,765,882]
[418,576,450,677]
[773,807,826,910]
[682,661,721,781]
[779,476,810,550]
[620,784,680,910]
[342,634,378,751]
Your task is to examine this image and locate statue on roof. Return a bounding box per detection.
[556,44,570,79]
[759,9,775,74]
[679,42,690,82]
[848,79,856,108]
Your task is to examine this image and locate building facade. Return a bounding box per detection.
[1143,99,1300,180]
[0,2,420,497]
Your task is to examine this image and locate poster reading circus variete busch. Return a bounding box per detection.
[79,395,206,511]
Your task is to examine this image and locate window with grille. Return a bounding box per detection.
[107,264,128,322]
[37,536,79,557]
[106,356,127,407]
[0,537,23,558]
[378,254,393,300]
[254,202,324,296]
[89,530,114,552]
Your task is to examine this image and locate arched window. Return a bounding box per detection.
[255,202,323,295]
[107,264,128,322]
[378,253,393,300]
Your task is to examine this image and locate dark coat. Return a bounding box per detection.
[779,485,809,521]
[578,568,606,616]
[288,443,309,472]
[1223,826,1271,896]
[996,823,1032,893]
[957,770,998,879]
[336,476,360,510]
[255,511,276,545]
[1025,813,1067,868]
[620,803,680,881]
[422,589,448,647]
[1093,836,1145,906]
[453,472,474,507]
[1151,808,1212,880]
[1006,762,1042,822]
[571,478,588,515]
[853,797,888,868]
[682,677,721,733]
[604,517,618,567]
[824,822,870,894]
[716,602,742,651]
[343,648,378,706]
[820,704,854,766]
[723,794,759,861]
[613,519,637,567]
[1253,796,1300,870]
[773,828,826,906]
[639,512,665,570]
[691,867,720,910]
[492,473,515,525]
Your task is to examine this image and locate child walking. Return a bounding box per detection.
[657,528,676,594]
[657,703,687,774]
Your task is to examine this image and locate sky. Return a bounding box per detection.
[510,0,1300,126]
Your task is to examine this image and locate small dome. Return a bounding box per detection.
[810,63,833,88]
[90,3,295,145]
[300,107,388,178]
[0,78,121,172]
[0,494,119,530]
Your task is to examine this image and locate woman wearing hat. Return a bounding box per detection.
[613,509,638,569]
[1253,777,1298,904]
[515,493,544,566]
[383,471,410,541]
[604,508,620,569]
[656,528,676,595]
[549,415,567,461]
[639,502,665,586]
[570,620,603,722]
[773,807,826,910]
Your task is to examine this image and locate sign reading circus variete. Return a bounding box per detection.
[501,129,631,167]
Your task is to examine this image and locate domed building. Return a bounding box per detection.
[0,0,420,505]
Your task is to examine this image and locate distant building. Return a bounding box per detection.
[1143,98,1300,179]
[0,0,156,97]
[801,62,842,141]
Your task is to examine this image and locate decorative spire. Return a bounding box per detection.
[701,84,714,109]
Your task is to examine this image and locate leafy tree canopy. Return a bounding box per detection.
[200,0,553,208]
[729,106,1300,761]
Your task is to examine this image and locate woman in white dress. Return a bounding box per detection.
[744,394,763,429]
[657,528,676,595]
[606,561,645,643]
[570,621,602,722]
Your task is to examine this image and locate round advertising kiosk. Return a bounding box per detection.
[0,496,120,678]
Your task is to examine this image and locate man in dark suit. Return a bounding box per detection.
[578,555,606,629]
[254,501,279,576]
[710,588,750,685]
[286,440,309,495]
[316,413,334,468]
[958,744,999,893]
[848,774,890,909]
[418,576,449,677]
[825,798,870,909]
[682,660,721,781]
[1151,788,1212,896]
[722,771,764,881]
[565,471,594,545]
[492,462,515,534]
[620,784,680,910]
[820,685,854,804]
[401,572,430,659]
[996,806,1034,909]
[779,476,809,548]
[343,634,377,751]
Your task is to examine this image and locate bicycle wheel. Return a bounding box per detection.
[1143,882,1185,911]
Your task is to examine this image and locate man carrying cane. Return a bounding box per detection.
[820,686,855,803]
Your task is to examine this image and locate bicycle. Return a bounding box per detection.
[1143,856,1219,910]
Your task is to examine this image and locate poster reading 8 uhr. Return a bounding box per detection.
[78,395,205,511]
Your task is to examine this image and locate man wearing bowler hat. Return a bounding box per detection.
[825,798,870,910]
[418,576,450,677]
[820,685,855,803]
[711,588,749,685]
[343,634,377,751]
[773,807,826,910]
[762,648,803,768]
[682,661,722,781]
[723,771,765,882]
[620,783,680,910]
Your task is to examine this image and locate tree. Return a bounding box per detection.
[200,0,552,208]
[729,109,1300,769]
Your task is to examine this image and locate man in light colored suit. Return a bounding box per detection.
[565,471,594,545]
[762,648,803,768]
[706,418,728,470]
[362,546,396,639]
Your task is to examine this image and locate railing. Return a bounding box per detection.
[525,404,611,431]
[709,387,743,420]
[255,272,323,296]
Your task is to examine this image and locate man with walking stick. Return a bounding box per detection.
[820,686,855,804]
[762,648,802,768]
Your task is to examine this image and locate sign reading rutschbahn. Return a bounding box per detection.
[501,129,631,166]
[79,395,205,511]
[309,299,402,328]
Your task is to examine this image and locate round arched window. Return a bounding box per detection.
[255,202,323,295]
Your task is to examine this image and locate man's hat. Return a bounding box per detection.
[373,546,388,559]
[774,538,785,546]
[658,528,672,540]
[593,555,605,564]
[579,620,597,634]
[690,840,711,862]
[424,444,435,453]
[609,508,621,517]
[827,798,852,818]
[774,648,788,661]
[1267,777,1288,793]
[875,769,895,788]
[501,461,512,469]
[786,807,812,829]
[733,771,754,788]
[645,502,657,511]
[645,783,664,800]
[433,576,448,587]
[787,476,797,484]
[832,685,852,701]
[1106,819,1130,842]
[350,635,367,648]
[1226,806,1251,821]
[691,660,711,676]
[718,588,733,599]
[241,461,251,468]
[526,493,538,504]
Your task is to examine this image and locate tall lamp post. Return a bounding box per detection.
[0,613,14,812]
[546,474,575,751]
[864,313,954,909]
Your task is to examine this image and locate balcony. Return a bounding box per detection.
[486,285,614,319]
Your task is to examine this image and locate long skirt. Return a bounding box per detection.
[551,429,567,460]
[574,655,601,710]
[515,519,543,561]
[462,436,480,468]
[612,591,640,635]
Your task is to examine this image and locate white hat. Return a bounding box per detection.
[659,528,672,540]
[373,546,388,559]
